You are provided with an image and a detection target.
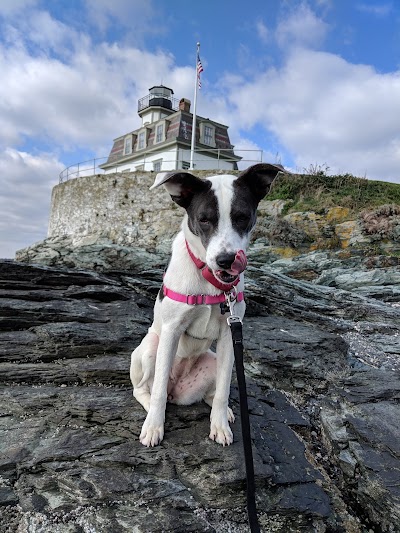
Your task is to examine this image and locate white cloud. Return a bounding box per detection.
[0,0,37,16]
[0,149,63,258]
[0,0,399,260]
[21,9,84,57]
[356,3,393,17]
[276,2,329,49]
[314,0,333,9]
[0,8,197,258]
[233,137,280,171]
[0,36,185,151]
[225,47,400,182]
[256,20,270,44]
[84,0,162,41]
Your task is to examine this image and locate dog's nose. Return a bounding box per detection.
[216,253,236,270]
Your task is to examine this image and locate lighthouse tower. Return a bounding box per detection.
[100,85,240,173]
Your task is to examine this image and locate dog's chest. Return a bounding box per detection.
[185,305,221,341]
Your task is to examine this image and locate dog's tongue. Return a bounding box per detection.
[229,250,247,275]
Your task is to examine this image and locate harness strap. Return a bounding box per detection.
[185,240,206,269]
[163,285,244,306]
[185,240,241,292]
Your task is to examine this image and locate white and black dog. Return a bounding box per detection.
[130,163,283,447]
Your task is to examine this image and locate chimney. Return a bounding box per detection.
[179,98,191,113]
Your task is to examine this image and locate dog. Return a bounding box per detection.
[130,163,283,447]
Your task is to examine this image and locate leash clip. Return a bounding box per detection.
[225,288,243,325]
[221,287,236,315]
[227,315,242,326]
[226,287,237,314]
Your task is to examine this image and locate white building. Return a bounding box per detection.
[100,85,241,173]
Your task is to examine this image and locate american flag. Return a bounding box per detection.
[197,53,204,89]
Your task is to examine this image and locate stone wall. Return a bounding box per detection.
[48,170,241,255]
[17,170,399,273]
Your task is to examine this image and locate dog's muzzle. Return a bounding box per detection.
[215,250,247,284]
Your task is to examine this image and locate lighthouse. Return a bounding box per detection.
[100,85,241,173]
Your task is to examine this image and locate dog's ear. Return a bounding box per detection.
[235,163,285,203]
[150,171,209,208]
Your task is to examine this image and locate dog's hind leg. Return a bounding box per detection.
[130,331,159,412]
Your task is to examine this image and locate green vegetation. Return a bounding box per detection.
[268,172,400,214]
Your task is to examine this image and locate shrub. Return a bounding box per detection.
[359,204,400,241]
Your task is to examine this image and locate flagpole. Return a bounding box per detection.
[190,42,200,170]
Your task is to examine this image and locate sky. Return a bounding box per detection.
[1,0,400,258]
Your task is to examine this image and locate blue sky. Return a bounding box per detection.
[0,0,400,257]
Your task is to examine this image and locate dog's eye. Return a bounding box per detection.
[199,217,210,225]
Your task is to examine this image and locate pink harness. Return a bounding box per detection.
[163,241,246,306]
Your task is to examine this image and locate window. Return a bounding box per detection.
[204,125,213,146]
[138,131,145,150]
[182,161,190,170]
[124,135,132,155]
[200,122,215,147]
[135,164,144,171]
[153,160,162,172]
[156,123,164,143]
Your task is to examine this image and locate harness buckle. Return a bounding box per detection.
[186,294,206,305]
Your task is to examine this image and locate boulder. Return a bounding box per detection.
[0,260,399,532]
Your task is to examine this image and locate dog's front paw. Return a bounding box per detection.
[139,415,165,447]
[140,424,164,447]
[209,420,233,446]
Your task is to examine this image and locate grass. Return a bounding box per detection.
[267,172,400,215]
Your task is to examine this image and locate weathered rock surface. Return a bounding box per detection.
[14,235,167,274]
[17,236,400,312]
[1,260,399,532]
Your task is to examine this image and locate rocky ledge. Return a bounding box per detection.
[0,259,399,532]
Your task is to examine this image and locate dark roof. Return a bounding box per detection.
[148,85,174,94]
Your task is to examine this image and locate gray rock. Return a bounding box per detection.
[0,259,399,532]
[315,266,400,291]
[352,284,400,302]
[321,370,400,532]
[15,235,168,273]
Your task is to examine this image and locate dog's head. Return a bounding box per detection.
[151,163,284,285]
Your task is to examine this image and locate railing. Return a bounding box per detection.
[138,93,180,113]
[59,149,264,183]
[59,157,109,183]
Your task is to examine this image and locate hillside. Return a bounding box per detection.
[268,171,400,214]
[251,172,400,262]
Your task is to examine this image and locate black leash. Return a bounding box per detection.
[226,304,260,533]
